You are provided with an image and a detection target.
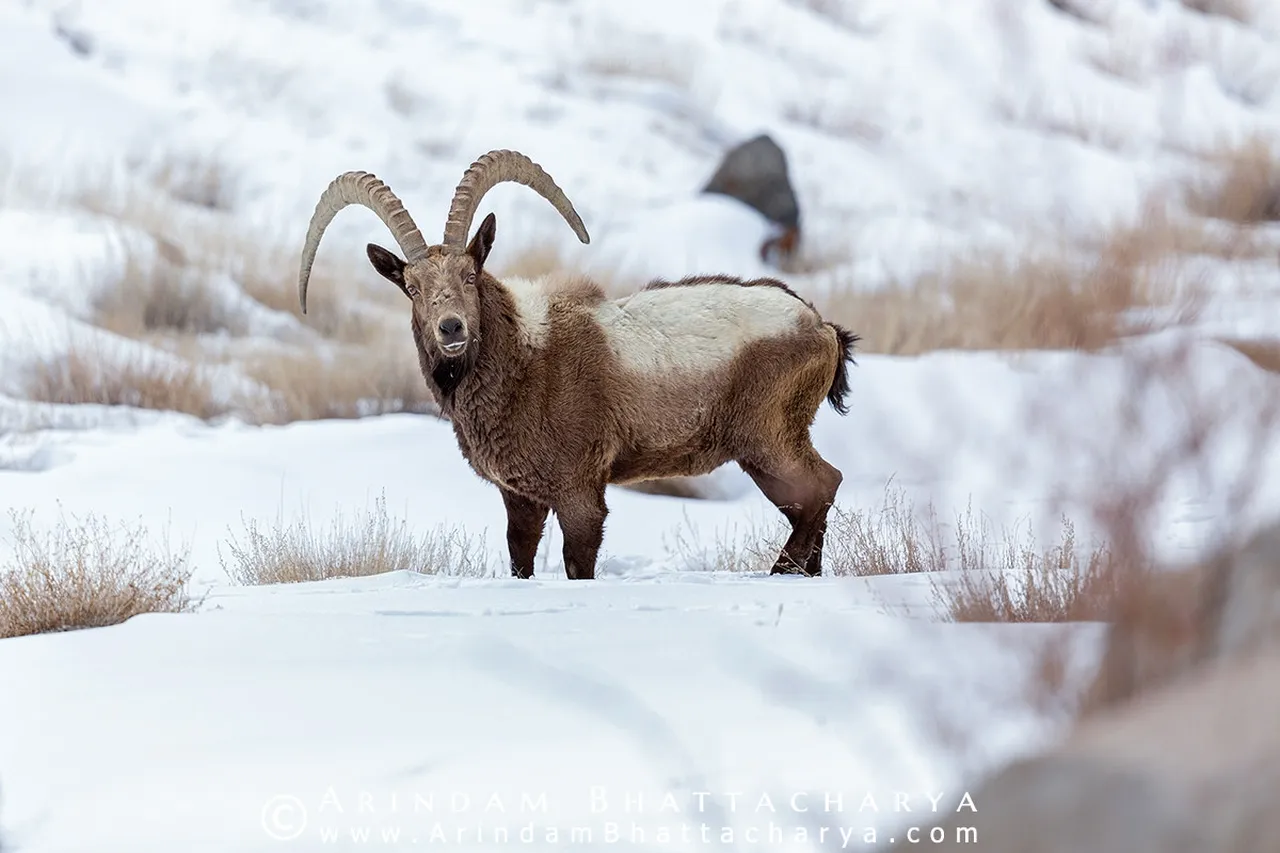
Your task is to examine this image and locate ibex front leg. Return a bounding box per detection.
[502,488,549,579]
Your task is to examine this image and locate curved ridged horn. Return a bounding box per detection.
[297,171,428,313]
[441,149,591,248]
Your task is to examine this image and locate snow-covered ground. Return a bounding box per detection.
[2,0,1280,850]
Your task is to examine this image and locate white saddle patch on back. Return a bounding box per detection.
[595,282,809,376]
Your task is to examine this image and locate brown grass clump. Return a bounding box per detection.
[663,511,788,573]
[664,484,1129,625]
[24,343,230,421]
[92,245,242,338]
[819,214,1207,355]
[823,486,947,577]
[242,345,437,424]
[221,234,405,345]
[0,508,194,640]
[1187,136,1280,223]
[53,156,445,426]
[75,163,406,348]
[932,515,1135,623]
[819,485,1132,621]
[221,493,492,585]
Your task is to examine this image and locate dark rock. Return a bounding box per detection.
[702,134,801,229]
[702,135,802,264]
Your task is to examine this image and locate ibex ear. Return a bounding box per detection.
[366,243,410,299]
[467,212,497,272]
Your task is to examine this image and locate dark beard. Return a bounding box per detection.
[431,355,471,402]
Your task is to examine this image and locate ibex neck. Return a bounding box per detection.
[435,279,529,424]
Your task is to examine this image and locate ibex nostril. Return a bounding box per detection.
[438,317,464,337]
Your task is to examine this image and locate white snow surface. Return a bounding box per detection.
[2,0,1280,850]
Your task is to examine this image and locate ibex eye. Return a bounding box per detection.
[407,285,420,297]
[466,273,477,285]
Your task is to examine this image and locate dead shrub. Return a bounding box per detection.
[492,244,566,282]
[931,515,1138,623]
[662,484,1126,621]
[817,485,1130,622]
[221,493,492,584]
[93,247,241,338]
[75,163,399,346]
[50,158,447,424]
[241,345,437,424]
[819,216,1204,355]
[822,485,947,577]
[25,343,230,421]
[1187,136,1280,223]
[0,507,194,639]
[662,511,787,573]
[224,234,403,345]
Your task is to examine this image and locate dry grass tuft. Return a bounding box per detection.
[0,508,194,639]
[93,246,242,338]
[73,161,407,348]
[24,343,230,421]
[665,484,1131,625]
[821,226,1200,356]
[226,234,405,344]
[50,154,441,425]
[821,485,1133,622]
[1187,136,1280,223]
[823,485,947,576]
[242,345,437,424]
[663,511,787,573]
[932,514,1136,623]
[221,493,492,585]
[491,244,568,282]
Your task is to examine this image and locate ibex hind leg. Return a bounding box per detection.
[554,488,608,580]
[739,444,842,577]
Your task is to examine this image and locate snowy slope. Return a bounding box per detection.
[2,0,1280,850]
[0,573,1099,853]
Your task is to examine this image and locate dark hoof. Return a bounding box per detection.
[771,559,822,577]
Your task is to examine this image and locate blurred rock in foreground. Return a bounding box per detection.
[916,520,1280,853]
